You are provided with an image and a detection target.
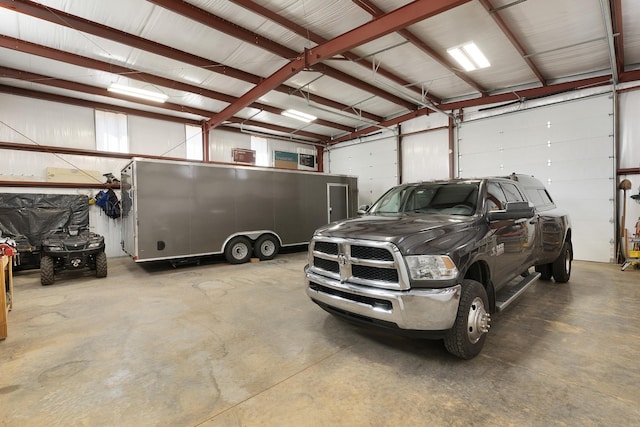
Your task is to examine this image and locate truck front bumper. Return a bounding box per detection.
[305,268,461,331]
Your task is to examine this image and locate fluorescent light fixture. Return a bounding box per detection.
[281,109,317,123]
[447,42,490,72]
[108,83,168,103]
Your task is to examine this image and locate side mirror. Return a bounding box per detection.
[356,204,370,215]
[488,201,535,221]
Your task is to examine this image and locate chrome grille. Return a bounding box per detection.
[309,238,408,290]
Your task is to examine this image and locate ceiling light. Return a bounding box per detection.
[108,83,168,103]
[281,109,317,123]
[447,42,491,72]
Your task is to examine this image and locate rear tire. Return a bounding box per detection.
[552,241,572,283]
[444,280,491,359]
[40,255,55,286]
[224,236,252,264]
[253,234,280,261]
[96,252,108,278]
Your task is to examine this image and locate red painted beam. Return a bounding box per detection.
[207,0,470,129]
[352,0,486,95]
[0,66,328,141]
[149,0,419,111]
[229,0,441,104]
[0,35,354,133]
[0,0,382,123]
[0,84,201,125]
[329,74,612,144]
[478,0,545,85]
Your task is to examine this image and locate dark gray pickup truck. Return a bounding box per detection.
[305,174,572,359]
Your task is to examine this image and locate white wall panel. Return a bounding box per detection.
[458,94,615,262]
[328,130,398,206]
[619,90,640,242]
[209,129,251,163]
[619,90,640,170]
[128,116,186,158]
[0,94,95,149]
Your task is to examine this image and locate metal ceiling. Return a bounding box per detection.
[0,0,638,145]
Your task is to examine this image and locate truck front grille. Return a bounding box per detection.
[313,256,339,273]
[352,265,398,282]
[309,238,408,290]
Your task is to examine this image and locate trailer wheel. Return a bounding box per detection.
[40,255,55,286]
[95,252,108,278]
[444,280,490,359]
[254,234,280,261]
[225,236,252,264]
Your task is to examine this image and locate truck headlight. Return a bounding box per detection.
[405,255,458,280]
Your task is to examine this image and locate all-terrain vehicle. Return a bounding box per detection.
[40,226,107,285]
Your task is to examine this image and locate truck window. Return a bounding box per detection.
[501,182,525,202]
[486,182,507,211]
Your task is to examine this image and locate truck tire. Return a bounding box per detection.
[444,279,491,359]
[253,234,280,261]
[225,236,252,264]
[40,255,55,286]
[535,264,553,280]
[552,241,572,283]
[95,252,108,278]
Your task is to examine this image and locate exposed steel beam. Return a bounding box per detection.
[0,85,320,147]
[330,74,612,144]
[0,0,382,123]
[207,0,470,129]
[479,0,546,85]
[148,0,418,111]
[0,84,201,125]
[0,66,327,141]
[229,0,441,104]
[353,0,487,95]
[0,35,353,133]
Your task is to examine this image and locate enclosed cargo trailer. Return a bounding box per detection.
[120,158,358,263]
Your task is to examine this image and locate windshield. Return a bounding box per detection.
[369,182,479,216]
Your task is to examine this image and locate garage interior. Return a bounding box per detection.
[1,0,640,425]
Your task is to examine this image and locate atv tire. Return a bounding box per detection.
[96,251,108,278]
[40,255,55,286]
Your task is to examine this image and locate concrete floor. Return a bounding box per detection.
[1,252,639,426]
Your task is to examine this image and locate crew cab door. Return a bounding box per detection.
[485,181,536,287]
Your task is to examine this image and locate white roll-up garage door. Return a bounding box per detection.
[458,94,615,262]
[328,129,398,207]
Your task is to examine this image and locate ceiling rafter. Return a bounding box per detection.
[0,0,383,123]
[207,0,470,130]
[0,65,327,141]
[147,0,419,111]
[0,84,321,146]
[0,35,354,133]
[478,0,546,85]
[0,84,202,126]
[228,0,441,104]
[352,0,487,95]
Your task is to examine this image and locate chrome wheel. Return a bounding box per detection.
[466,296,490,344]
